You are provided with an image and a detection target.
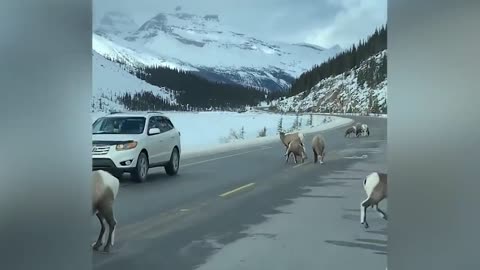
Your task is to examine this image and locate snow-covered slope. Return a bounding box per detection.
[93,11,343,91]
[92,32,197,71]
[269,50,387,114]
[92,51,177,112]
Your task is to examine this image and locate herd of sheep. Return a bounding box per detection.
[90,119,387,253]
[280,121,387,230]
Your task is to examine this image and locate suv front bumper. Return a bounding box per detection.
[92,147,140,172]
[92,157,138,173]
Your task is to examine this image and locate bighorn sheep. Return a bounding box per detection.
[284,137,307,164]
[92,170,120,252]
[362,124,370,137]
[355,122,363,130]
[311,134,326,164]
[360,172,388,229]
[279,131,305,151]
[345,126,356,137]
[356,123,370,137]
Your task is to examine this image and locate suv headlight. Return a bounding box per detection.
[116,141,138,151]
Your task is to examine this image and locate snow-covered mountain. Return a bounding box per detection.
[93,10,343,92]
[268,50,387,114]
[92,51,177,113]
[95,11,139,37]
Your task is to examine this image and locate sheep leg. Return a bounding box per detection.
[284,150,290,163]
[294,154,298,164]
[361,198,371,228]
[320,151,325,164]
[313,149,318,163]
[92,212,106,251]
[100,203,117,253]
[375,204,388,220]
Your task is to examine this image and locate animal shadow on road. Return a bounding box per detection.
[325,237,387,255]
[115,172,171,185]
[301,194,345,199]
[308,181,348,188]
[333,207,387,255]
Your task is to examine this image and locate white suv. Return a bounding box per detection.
[92,112,181,182]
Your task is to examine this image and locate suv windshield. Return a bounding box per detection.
[92,116,146,135]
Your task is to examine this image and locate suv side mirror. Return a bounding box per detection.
[148,128,161,135]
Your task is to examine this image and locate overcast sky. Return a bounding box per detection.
[93,0,386,49]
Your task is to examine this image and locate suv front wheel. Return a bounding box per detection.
[131,151,149,183]
[165,147,180,176]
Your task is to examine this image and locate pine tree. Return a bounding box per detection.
[371,98,380,114]
[277,117,283,133]
[258,126,267,137]
[291,114,300,131]
[307,114,313,126]
[368,90,373,113]
[240,126,245,139]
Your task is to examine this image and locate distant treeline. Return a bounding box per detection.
[117,91,252,112]
[99,53,273,110]
[133,65,268,110]
[118,92,182,111]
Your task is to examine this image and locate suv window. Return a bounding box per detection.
[158,117,174,133]
[148,116,161,130]
[93,117,146,135]
[165,118,175,129]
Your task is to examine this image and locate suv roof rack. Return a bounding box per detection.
[105,111,164,116]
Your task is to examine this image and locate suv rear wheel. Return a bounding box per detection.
[131,151,149,183]
[165,147,180,176]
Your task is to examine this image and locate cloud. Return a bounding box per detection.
[93,0,386,48]
[305,0,387,48]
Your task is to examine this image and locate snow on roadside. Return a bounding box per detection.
[91,111,353,158]
[325,112,388,118]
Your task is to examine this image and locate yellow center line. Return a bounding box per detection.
[219,182,256,197]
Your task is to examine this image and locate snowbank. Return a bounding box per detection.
[91,111,353,158]
[325,112,388,118]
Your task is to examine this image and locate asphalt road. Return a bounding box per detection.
[92,115,387,270]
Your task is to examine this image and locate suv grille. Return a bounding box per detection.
[92,145,110,155]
